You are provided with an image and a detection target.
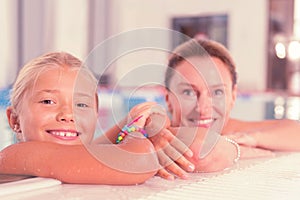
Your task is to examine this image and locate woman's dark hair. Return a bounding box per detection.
[165,39,237,89]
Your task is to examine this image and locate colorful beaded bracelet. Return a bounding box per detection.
[116,115,148,144]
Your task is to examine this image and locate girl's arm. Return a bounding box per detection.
[0,137,158,185]
[93,117,127,144]
[224,118,300,151]
[94,102,158,144]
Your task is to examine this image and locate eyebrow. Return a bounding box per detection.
[177,82,227,89]
[35,89,60,95]
[35,89,94,98]
[209,84,228,89]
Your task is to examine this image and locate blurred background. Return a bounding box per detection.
[0,0,300,148]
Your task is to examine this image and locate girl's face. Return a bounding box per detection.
[15,66,98,145]
[166,56,237,132]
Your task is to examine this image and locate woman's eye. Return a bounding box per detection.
[214,89,224,96]
[182,89,198,98]
[39,99,55,104]
[183,89,197,97]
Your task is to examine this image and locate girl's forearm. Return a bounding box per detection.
[0,141,157,185]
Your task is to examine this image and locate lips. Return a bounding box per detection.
[47,130,80,140]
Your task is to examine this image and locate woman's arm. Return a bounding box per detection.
[224,118,300,151]
[0,137,158,185]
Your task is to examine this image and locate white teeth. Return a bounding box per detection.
[200,119,213,124]
[194,119,213,125]
[50,131,77,137]
[66,132,73,137]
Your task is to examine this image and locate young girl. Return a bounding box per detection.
[0,52,159,185]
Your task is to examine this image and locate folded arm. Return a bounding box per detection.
[0,137,158,185]
[224,118,300,151]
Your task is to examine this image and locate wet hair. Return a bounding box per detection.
[10,52,98,114]
[165,39,237,90]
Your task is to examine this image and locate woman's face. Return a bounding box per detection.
[15,66,98,145]
[166,56,237,132]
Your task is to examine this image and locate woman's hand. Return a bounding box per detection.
[145,110,195,180]
[129,102,195,180]
[149,128,195,180]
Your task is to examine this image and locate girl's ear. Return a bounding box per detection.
[165,91,173,114]
[6,106,20,133]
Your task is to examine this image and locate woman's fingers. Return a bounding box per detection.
[156,168,174,180]
[164,163,189,179]
[172,155,195,172]
[169,133,193,158]
[157,129,193,157]
[149,126,195,179]
[163,143,195,172]
[156,150,189,179]
[156,141,194,178]
[157,148,174,167]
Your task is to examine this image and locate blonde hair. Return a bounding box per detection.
[10,52,98,114]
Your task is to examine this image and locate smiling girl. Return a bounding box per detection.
[0,52,158,184]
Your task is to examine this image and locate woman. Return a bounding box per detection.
[153,38,300,179]
[165,38,300,150]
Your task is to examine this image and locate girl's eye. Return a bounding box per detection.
[214,89,224,96]
[39,99,55,104]
[76,103,88,108]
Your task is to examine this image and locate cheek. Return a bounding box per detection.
[225,94,235,113]
[74,111,97,131]
[212,98,225,114]
[180,101,195,117]
[170,95,195,113]
[19,108,41,129]
[18,112,47,141]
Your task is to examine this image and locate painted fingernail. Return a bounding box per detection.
[181,174,189,179]
[166,175,175,180]
[188,164,195,172]
[186,150,193,157]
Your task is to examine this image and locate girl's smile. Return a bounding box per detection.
[15,66,98,145]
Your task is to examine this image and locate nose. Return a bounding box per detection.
[195,93,212,115]
[56,105,74,123]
